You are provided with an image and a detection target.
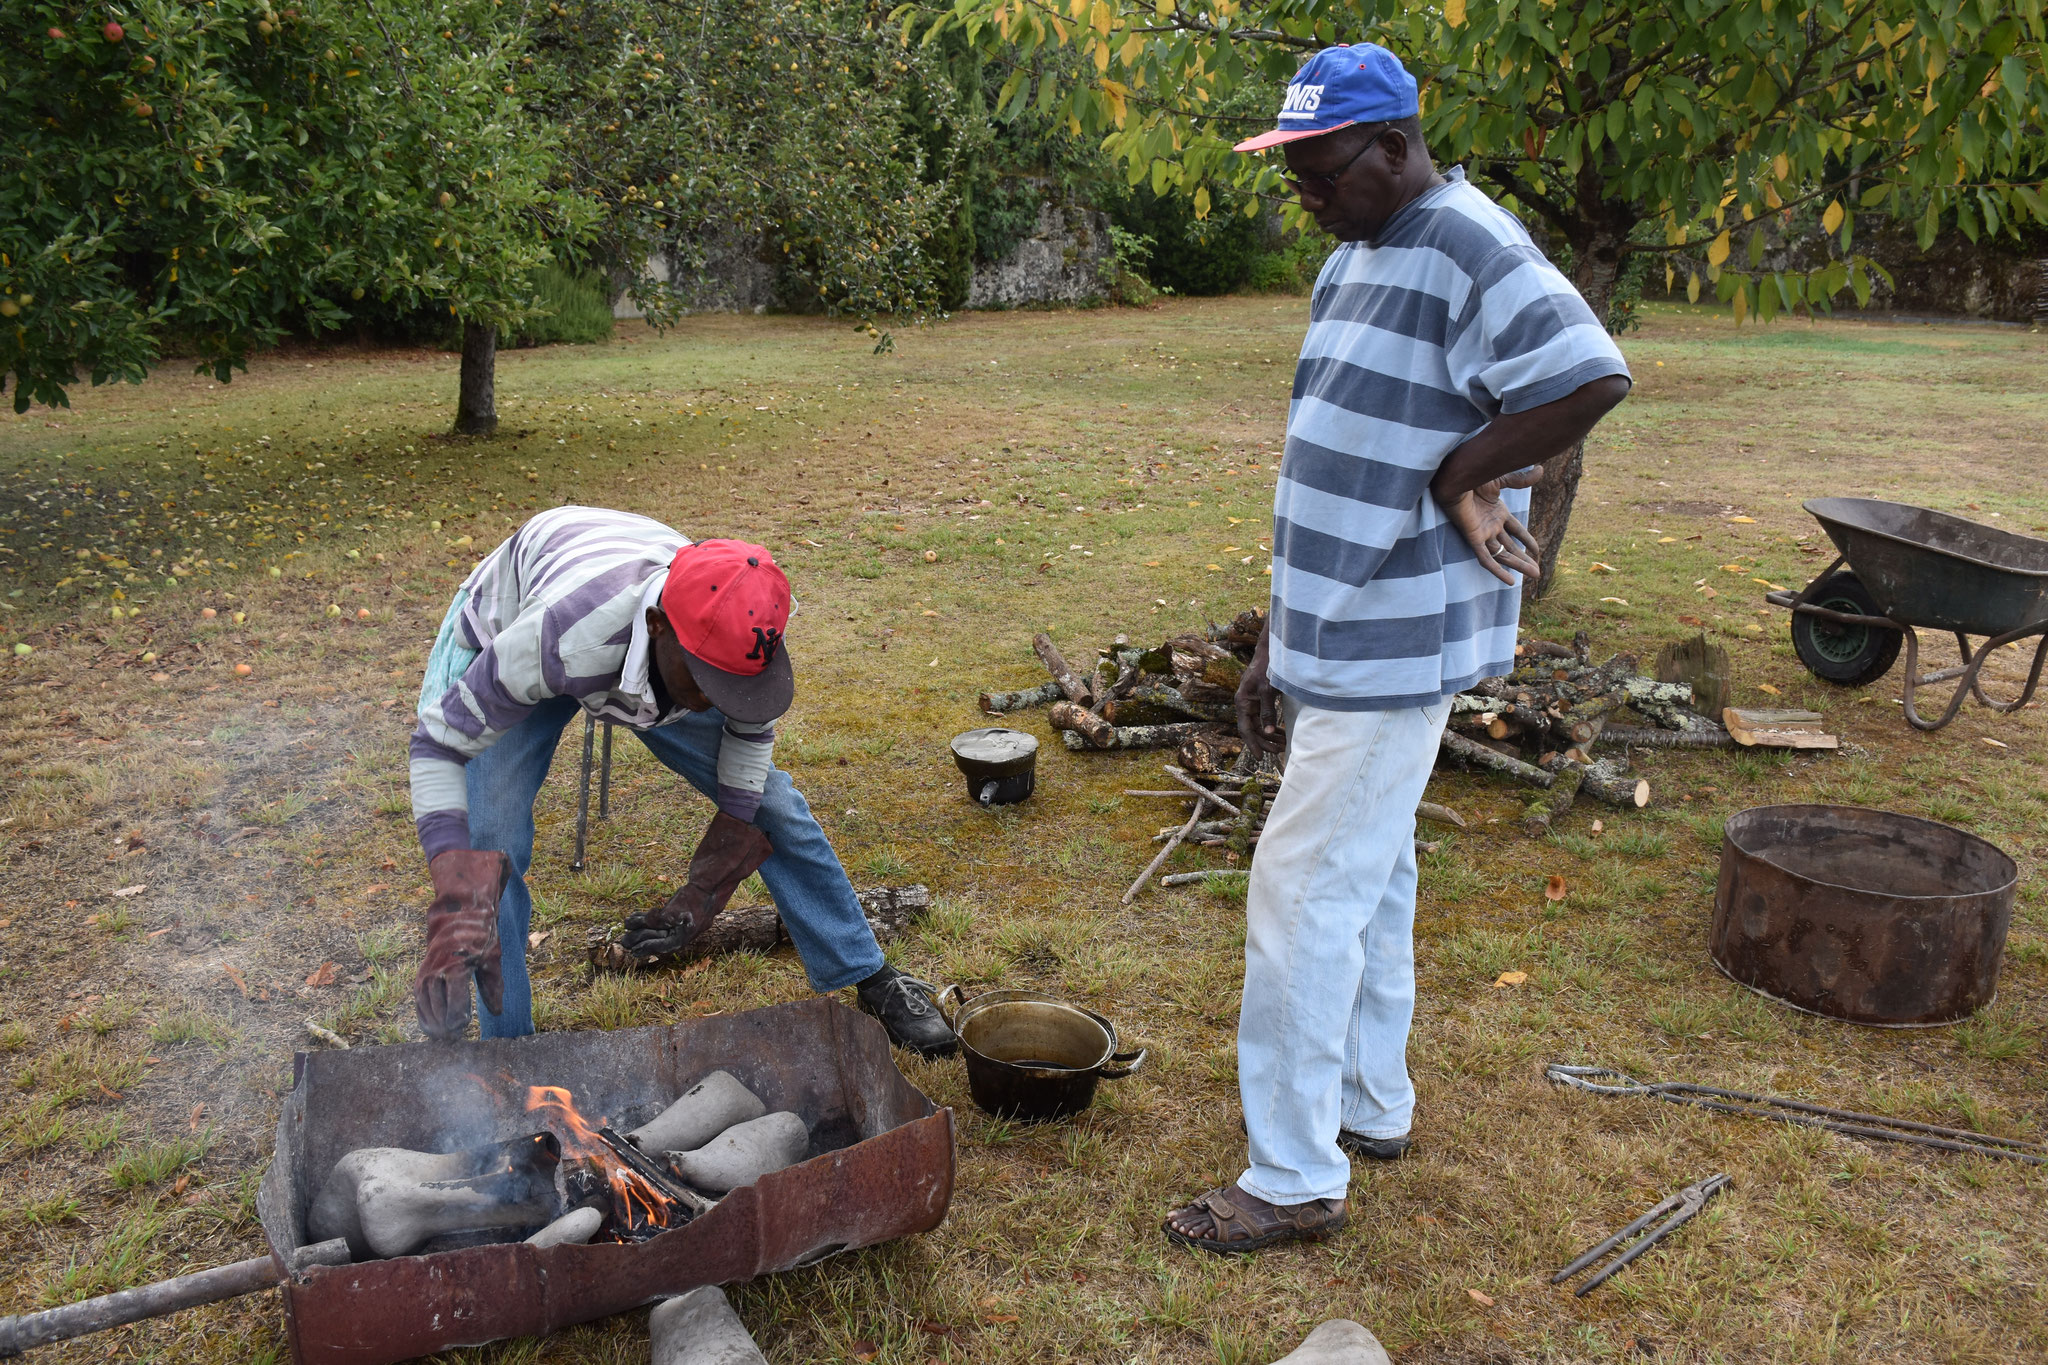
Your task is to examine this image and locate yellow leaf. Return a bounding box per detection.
[1493,972,1527,988]
[1822,199,1844,234]
[1658,536,1677,544]
[1665,264,1675,292]
[1193,184,1211,219]
[1093,39,1109,73]
[1728,515,1756,523]
[1707,230,1731,267]
[1721,563,1746,572]
[1687,272,1702,304]
[1757,682,1781,696]
[1772,153,1790,181]
[1445,0,1467,25]
[1733,287,1749,323]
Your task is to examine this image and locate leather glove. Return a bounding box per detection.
[621,811,772,959]
[415,849,512,1040]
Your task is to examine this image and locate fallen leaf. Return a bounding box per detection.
[1468,1288,1497,1307]
[1545,874,1568,901]
[171,1174,190,1196]
[1982,737,2009,748]
[305,961,341,988]
[1413,1213,1439,1225]
[1677,614,1706,627]
[364,883,391,896]
[112,884,146,897]
[1598,596,1630,606]
[1590,819,1605,833]
[1493,971,1529,987]
[1757,683,1781,696]
[1589,561,1616,573]
[1700,586,1718,599]
[1728,515,1757,524]
[983,1314,1020,1325]
[1720,564,1746,573]
[528,930,552,949]
[1657,536,1677,544]
[850,1342,878,1362]
[223,966,249,997]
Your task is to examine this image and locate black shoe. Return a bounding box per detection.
[854,967,957,1059]
[1337,1131,1411,1161]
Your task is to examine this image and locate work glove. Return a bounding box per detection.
[414,849,512,1040]
[621,811,773,959]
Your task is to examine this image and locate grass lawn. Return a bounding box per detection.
[1,299,2044,1364]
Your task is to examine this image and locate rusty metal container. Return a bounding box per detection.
[1711,804,2017,1026]
[255,997,953,1364]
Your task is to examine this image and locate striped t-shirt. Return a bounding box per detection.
[1269,167,1630,710]
[409,506,777,861]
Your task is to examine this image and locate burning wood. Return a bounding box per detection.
[529,1085,701,1241]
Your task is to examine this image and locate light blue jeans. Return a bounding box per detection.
[1236,693,1453,1207]
[466,695,885,1038]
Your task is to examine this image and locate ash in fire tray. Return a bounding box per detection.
[258,997,953,1365]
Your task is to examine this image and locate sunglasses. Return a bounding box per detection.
[1279,125,1393,201]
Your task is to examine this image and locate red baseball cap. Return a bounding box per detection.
[658,540,794,723]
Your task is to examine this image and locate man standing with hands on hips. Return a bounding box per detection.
[405,504,956,1058]
[1163,45,1631,1253]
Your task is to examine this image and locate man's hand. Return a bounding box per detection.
[621,811,772,959]
[1439,465,1543,585]
[415,849,511,1040]
[1235,625,1285,762]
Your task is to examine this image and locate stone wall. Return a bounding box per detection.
[619,198,1115,317]
[965,201,1113,309]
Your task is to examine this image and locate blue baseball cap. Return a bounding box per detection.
[1234,44,1419,152]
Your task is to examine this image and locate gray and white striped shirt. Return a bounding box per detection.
[1270,167,1630,710]
[409,506,776,860]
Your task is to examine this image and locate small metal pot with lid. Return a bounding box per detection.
[949,728,1039,806]
[935,987,1145,1122]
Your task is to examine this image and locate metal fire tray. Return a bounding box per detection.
[256,997,953,1364]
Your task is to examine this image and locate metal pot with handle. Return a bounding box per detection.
[935,986,1145,1122]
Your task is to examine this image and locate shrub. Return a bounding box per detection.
[512,267,617,347]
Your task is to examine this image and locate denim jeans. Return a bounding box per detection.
[465,695,885,1038]
[1236,693,1453,1207]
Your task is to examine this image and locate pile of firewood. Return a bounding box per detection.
[982,615,1734,840]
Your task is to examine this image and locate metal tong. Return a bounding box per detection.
[1550,1173,1730,1296]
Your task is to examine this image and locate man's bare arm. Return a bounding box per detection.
[1432,375,1631,504]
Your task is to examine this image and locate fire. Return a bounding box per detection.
[526,1085,683,1235]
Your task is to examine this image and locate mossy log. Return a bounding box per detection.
[1050,700,1114,747]
[978,681,1061,714]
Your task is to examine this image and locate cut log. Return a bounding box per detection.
[1050,700,1114,748]
[979,680,1061,714]
[1657,634,1732,717]
[588,885,932,972]
[1596,724,1735,749]
[1440,730,1555,788]
[1062,722,1213,752]
[1577,757,1651,808]
[1103,685,1230,726]
[1032,633,1090,705]
[1416,801,1467,828]
[1557,693,1624,746]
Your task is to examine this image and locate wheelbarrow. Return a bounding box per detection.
[1767,498,2048,731]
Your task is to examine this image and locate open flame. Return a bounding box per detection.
[525,1085,685,1237]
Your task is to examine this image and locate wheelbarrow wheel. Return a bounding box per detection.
[1791,572,1900,685]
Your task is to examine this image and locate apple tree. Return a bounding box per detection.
[0,0,583,427]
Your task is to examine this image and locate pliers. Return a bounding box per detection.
[1550,1173,1731,1296]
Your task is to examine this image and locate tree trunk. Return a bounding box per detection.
[454,322,499,436]
[1524,227,1624,598]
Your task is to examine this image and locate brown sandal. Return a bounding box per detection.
[1162,1185,1346,1255]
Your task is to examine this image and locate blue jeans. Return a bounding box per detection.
[1236,694,1452,1206]
[465,695,885,1038]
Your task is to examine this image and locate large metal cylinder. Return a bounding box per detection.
[1711,804,2016,1026]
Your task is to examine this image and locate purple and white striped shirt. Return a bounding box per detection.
[408,506,777,861]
